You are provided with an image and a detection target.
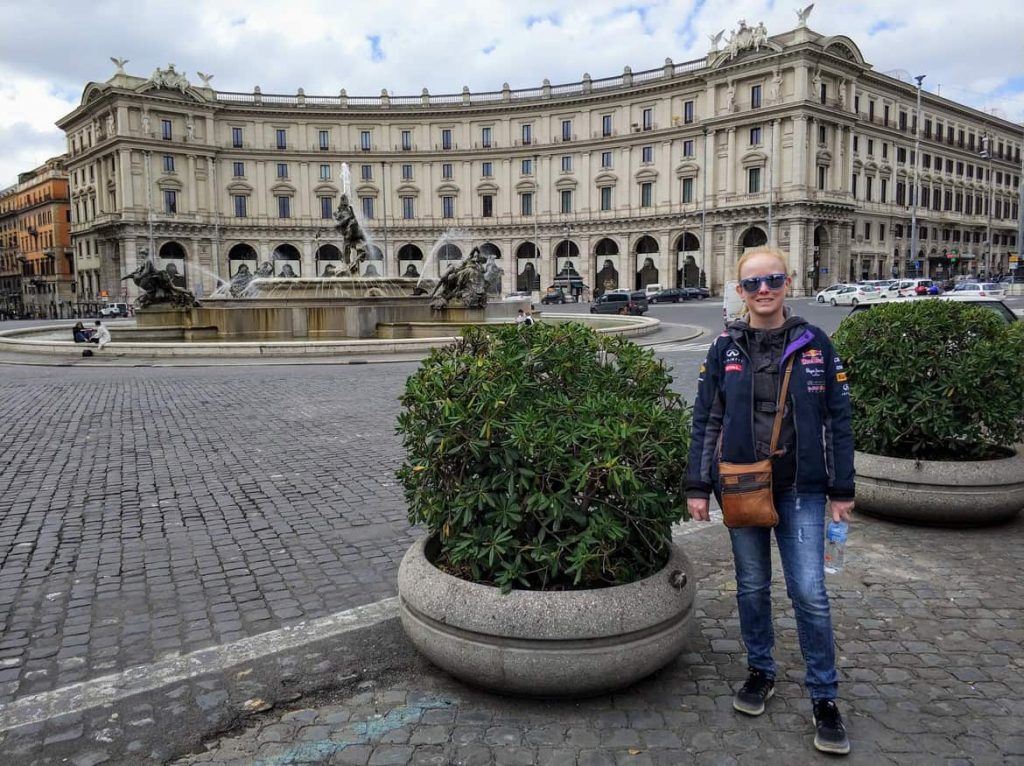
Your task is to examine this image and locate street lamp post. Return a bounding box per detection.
[909,75,925,280]
[380,161,389,276]
[701,127,708,291]
[562,223,571,300]
[533,154,540,294]
[983,134,994,277]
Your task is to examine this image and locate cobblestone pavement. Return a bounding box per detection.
[176,511,1024,766]
[0,364,422,706]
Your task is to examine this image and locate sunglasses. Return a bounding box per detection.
[740,273,787,293]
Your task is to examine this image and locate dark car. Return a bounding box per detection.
[682,287,710,300]
[541,288,568,305]
[650,287,689,304]
[629,291,650,313]
[590,292,645,315]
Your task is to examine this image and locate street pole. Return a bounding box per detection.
[533,153,540,294]
[767,121,774,244]
[562,223,571,299]
[908,75,925,279]
[380,161,389,276]
[701,127,708,291]
[1018,122,1024,277]
[984,134,993,278]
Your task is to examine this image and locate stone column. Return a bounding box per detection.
[793,116,808,191]
[187,156,198,214]
[726,128,737,195]
[297,162,310,218]
[705,128,717,204]
[789,219,807,295]
[119,149,134,209]
[832,126,844,191]
[723,223,735,290]
[121,238,140,302]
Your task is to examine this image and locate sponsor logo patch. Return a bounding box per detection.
[725,348,740,358]
[801,349,823,364]
[804,366,824,377]
[836,371,848,382]
[807,383,826,394]
[725,363,743,373]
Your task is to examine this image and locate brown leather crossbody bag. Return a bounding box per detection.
[718,355,795,529]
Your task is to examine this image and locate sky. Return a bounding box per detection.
[1,0,1023,187]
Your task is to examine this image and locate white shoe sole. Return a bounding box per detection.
[813,734,851,755]
[733,685,775,716]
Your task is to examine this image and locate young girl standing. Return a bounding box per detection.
[686,247,855,755]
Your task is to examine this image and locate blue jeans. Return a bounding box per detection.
[728,490,839,700]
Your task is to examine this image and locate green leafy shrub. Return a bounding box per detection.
[832,300,1024,460]
[396,322,691,592]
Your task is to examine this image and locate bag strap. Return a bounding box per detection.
[768,355,795,456]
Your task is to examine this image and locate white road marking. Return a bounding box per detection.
[647,341,711,353]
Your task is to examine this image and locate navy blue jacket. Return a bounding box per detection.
[686,320,855,500]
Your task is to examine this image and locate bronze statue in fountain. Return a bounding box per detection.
[429,247,498,310]
[122,254,199,309]
[333,194,370,276]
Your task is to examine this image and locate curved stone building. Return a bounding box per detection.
[57,21,1021,303]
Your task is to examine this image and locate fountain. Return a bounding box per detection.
[127,166,528,343]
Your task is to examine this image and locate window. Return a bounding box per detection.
[233,195,247,217]
[751,85,762,109]
[562,119,572,141]
[482,161,493,177]
[319,164,331,181]
[319,130,329,150]
[441,128,452,150]
[923,153,931,170]
[362,196,374,220]
[163,155,175,173]
[854,95,861,113]
[401,130,412,151]
[163,190,177,214]
[853,136,859,153]
[819,82,827,104]
[750,127,762,146]
[896,182,905,206]
[561,155,573,172]
[747,167,761,193]
[277,162,288,179]
[560,189,572,213]
[230,161,244,179]
[600,186,612,211]
[818,166,826,190]
[818,125,827,145]
[881,179,887,203]
[683,100,694,124]
[520,192,533,216]
[521,158,532,175]
[601,151,612,168]
[276,129,286,150]
[402,197,414,219]
[522,124,532,145]
[639,183,653,207]
[401,164,412,180]
[360,164,372,181]
[682,177,694,203]
[866,177,873,202]
[320,196,333,219]
[867,139,874,156]
[481,127,492,148]
[642,108,653,130]
[852,174,858,197]
[482,195,493,217]
[882,143,888,159]
[602,114,613,137]
[864,222,872,240]
[442,163,453,179]
[642,146,653,163]
[161,119,172,140]
[442,196,455,218]
[924,119,933,138]
[683,139,694,158]
[360,130,371,151]
[277,196,291,218]
[869,101,875,121]
[897,147,906,163]
[945,159,953,174]
[879,225,886,241]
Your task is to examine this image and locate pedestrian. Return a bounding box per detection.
[686,246,855,755]
[89,319,111,350]
[72,322,93,343]
[515,309,526,325]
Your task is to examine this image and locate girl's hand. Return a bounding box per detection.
[688,497,710,521]
[831,499,854,522]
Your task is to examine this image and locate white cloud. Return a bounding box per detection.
[1,0,1022,187]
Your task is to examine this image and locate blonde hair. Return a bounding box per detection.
[736,247,789,280]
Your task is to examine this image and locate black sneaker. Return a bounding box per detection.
[812,699,851,755]
[733,667,775,716]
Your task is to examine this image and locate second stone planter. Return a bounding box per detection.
[397,535,696,698]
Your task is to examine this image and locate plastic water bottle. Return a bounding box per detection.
[824,521,848,575]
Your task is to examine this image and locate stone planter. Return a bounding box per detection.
[397,536,695,697]
[855,448,1024,525]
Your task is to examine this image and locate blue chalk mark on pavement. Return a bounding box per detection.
[253,695,455,765]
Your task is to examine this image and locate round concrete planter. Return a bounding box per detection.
[397,536,695,698]
[855,447,1024,525]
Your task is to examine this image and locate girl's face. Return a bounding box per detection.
[737,253,790,321]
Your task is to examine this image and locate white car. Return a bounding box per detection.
[814,283,849,303]
[859,280,898,299]
[502,291,532,302]
[891,278,935,297]
[829,285,881,306]
[952,282,1005,299]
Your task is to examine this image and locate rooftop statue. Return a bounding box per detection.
[333,194,370,276]
[149,64,190,94]
[122,254,199,309]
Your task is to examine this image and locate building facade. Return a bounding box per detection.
[57,21,1021,303]
[0,157,74,318]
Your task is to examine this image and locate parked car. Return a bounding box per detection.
[99,302,129,318]
[503,291,532,303]
[814,284,849,303]
[682,286,710,300]
[847,296,1018,325]
[890,278,935,297]
[859,280,897,299]
[829,285,881,306]
[590,292,645,315]
[952,282,1005,299]
[644,283,663,298]
[541,287,568,305]
[650,287,689,303]
[629,291,650,313]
